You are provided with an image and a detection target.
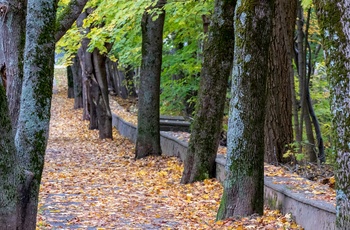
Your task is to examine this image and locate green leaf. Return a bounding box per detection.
[301,0,312,8]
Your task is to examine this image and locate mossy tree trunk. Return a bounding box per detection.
[135,0,166,159]
[180,0,236,184]
[0,0,26,131]
[264,0,296,164]
[313,0,350,228]
[217,0,273,219]
[9,1,56,229]
[0,1,88,228]
[0,71,20,229]
[0,0,87,130]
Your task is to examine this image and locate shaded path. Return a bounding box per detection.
[37,85,221,229]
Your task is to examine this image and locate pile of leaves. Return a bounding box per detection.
[37,70,302,229]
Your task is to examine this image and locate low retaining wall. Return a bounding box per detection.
[112,113,336,230]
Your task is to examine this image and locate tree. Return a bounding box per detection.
[72,55,83,109]
[0,0,87,130]
[313,0,350,228]
[217,0,273,219]
[67,65,75,98]
[293,3,325,163]
[180,0,236,183]
[91,48,113,139]
[264,0,296,164]
[0,0,26,131]
[135,0,166,159]
[0,0,88,228]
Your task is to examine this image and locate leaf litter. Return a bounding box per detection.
[113,96,336,204]
[37,70,302,229]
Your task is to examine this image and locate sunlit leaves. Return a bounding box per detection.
[301,0,312,8]
[56,24,82,65]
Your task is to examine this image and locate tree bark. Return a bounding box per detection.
[0,70,19,229]
[313,0,350,228]
[72,55,83,109]
[14,0,57,228]
[296,3,316,161]
[180,0,236,184]
[77,11,93,121]
[217,0,272,219]
[1,0,87,131]
[108,61,129,99]
[0,0,26,131]
[125,65,137,98]
[135,0,166,159]
[0,0,88,228]
[92,48,112,139]
[67,65,74,98]
[264,0,296,164]
[55,0,89,42]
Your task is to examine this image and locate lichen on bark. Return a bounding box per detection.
[313,0,350,228]
[217,0,272,219]
[14,0,57,228]
[180,0,236,184]
[0,76,19,229]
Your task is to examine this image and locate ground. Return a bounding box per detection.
[37,68,305,229]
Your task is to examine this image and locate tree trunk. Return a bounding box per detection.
[0,71,19,229]
[264,0,296,164]
[0,0,26,131]
[0,1,87,228]
[105,59,116,96]
[291,67,301,153]
[180,0,236,184]
[92,48,113,139]
[115,65,129,99]
[125,65,137,98]
[296,3,316,161]
[67,65,74,98]
[217,0,272,219]
[78,46,91,120]
[14,0,57,228]
[135,0,166,159]
[313,0,350,228]
[1,0,87,131]
[77,11,93,121]
[55,0,89,42]
[72,55,83,109]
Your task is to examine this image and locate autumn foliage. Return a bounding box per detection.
[37,70,303,229]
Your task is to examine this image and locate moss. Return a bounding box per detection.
[314,1,350,228]
[266,195,282,211]
[216,190,227,220]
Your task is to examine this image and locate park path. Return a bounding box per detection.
[36,82,222,229]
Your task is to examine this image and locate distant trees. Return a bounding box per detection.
[181,0,236,183]
[313,0,350,228]
[217,0,273,218]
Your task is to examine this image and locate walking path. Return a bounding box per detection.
[36,70,302,229]
[37,88,222,229]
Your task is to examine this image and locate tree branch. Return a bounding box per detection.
[55,0,89,42]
